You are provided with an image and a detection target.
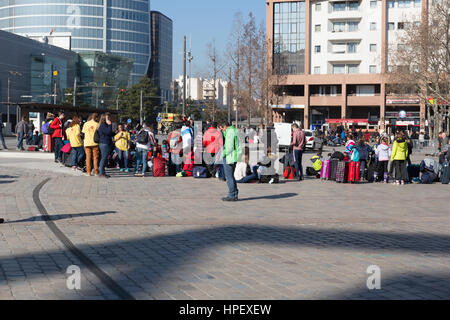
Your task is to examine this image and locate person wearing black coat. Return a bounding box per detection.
[356,139,373,181]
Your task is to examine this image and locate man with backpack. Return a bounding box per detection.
[50,111,65,163]
[291,124,306,181]
[221,121,242,202]
[134,122,156,177]
[0,116,7,150]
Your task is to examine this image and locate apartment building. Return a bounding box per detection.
[173,76,229,108]
[267,0,429,131]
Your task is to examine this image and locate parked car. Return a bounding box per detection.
[304,130,323,151]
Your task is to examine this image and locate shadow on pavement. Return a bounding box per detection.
[0,175,19,179]
[5,211,116,224]
[0,180,16,184]
[0,224,449,299]
[239,193,298,201]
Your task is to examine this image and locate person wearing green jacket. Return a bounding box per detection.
[221,122,242,202]
[391,131,409,185]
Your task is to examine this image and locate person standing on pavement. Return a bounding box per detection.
[0,116,8,150]
[50,111,65,162]
[98,113,114,178]
[82,113,100,177]
[291,124,306,181]
[15,116,29,151]
[65,116,85,171]
[391,131,409,185]
[221,121,242,202]
[134,123,156,177]
[114,124,131,172]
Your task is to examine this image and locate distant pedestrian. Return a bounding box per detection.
[15,116,29,151]
[50,111,65,162]
[65,116,85,171]
[134,123,156,177]
[291,123,306,181]
[98,113,115,178]
[82,113,100,177]
[221,121,242,202]
[0,116,8,150]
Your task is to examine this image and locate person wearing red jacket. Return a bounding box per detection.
[50,111,65,163]
[203,122,223,177]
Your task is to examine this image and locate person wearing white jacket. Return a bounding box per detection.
[375,137,392,183]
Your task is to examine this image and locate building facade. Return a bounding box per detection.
[267,0,429,131]
[173,76,229,109]
[148,11,173,104]
[0,0,151,85]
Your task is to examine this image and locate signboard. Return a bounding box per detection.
[386,99,420,105]
[156,116,162,123]
[274,123,292,147]
[127,119,132,124]
[326,119,369,124]
[272,104,305,109]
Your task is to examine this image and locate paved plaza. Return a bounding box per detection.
[0,143,449,300]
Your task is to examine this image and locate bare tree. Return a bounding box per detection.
[388,0,450,138]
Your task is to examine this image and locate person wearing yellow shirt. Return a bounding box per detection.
[82,113,100,176]
[65,116,85,171]
[114,124,131,172]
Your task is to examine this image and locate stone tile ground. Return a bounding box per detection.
[0,148,449,300]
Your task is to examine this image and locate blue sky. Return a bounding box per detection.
[151,0,266,79]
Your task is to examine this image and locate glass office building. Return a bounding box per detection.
[273,1,306,75]
[148,11,172,103]
[0,0,151,85]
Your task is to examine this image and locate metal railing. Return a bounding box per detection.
[411,139,440,156]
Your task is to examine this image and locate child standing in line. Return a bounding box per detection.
[375,137,392,183]
[391,132,409,185]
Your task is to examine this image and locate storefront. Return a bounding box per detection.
[272,104,304,125]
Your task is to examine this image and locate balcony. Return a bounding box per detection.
[347,94,382,106]
[310,94,344,106]
[328,10,362,20]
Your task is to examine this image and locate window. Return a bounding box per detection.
[291,23,297,33]
[370,1,377,8]
[290,44,297,52]
[370,22,377,31]
[349,1,359,10]
[348,64,359,74]
[414,21,421,28]
[333,22,346,32]
[348,21,359,32]
[370,44,377,52]
[333,64,346,74]
[314,45,321,53]
[414,0,421,7]
[315,3,321,11]
[388,0,395,8]
[291,2,298,12]
[314,66,321,74]
[369,65,377,74]
[388,22,395,30]
[333,2,346,12]
[348,42,357,53]
[398,0,411,8]
[315,24,321,32]
[333,43,347,53]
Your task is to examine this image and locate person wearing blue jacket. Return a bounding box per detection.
[98,113,115,178]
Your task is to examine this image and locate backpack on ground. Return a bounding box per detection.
[260,174,279,184]
[331,151,345,161]
[193,166,210,178]
[421,171,437,184]
[136,130,149,145]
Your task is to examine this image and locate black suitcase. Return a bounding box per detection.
[329,159,339,181]
[441,163,450,184]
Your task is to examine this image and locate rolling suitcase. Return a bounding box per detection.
[441,162,450,184]
[348,161,360,183]
[321,160,331,180]
[284,166,295,180]
[43,134,53,152]
[336,161,349,183]
[329,159,339,181]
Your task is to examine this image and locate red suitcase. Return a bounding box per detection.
[348,161,360,183]
[43,134,53,152]
[284,166,295,180]
[153,156,166,177]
